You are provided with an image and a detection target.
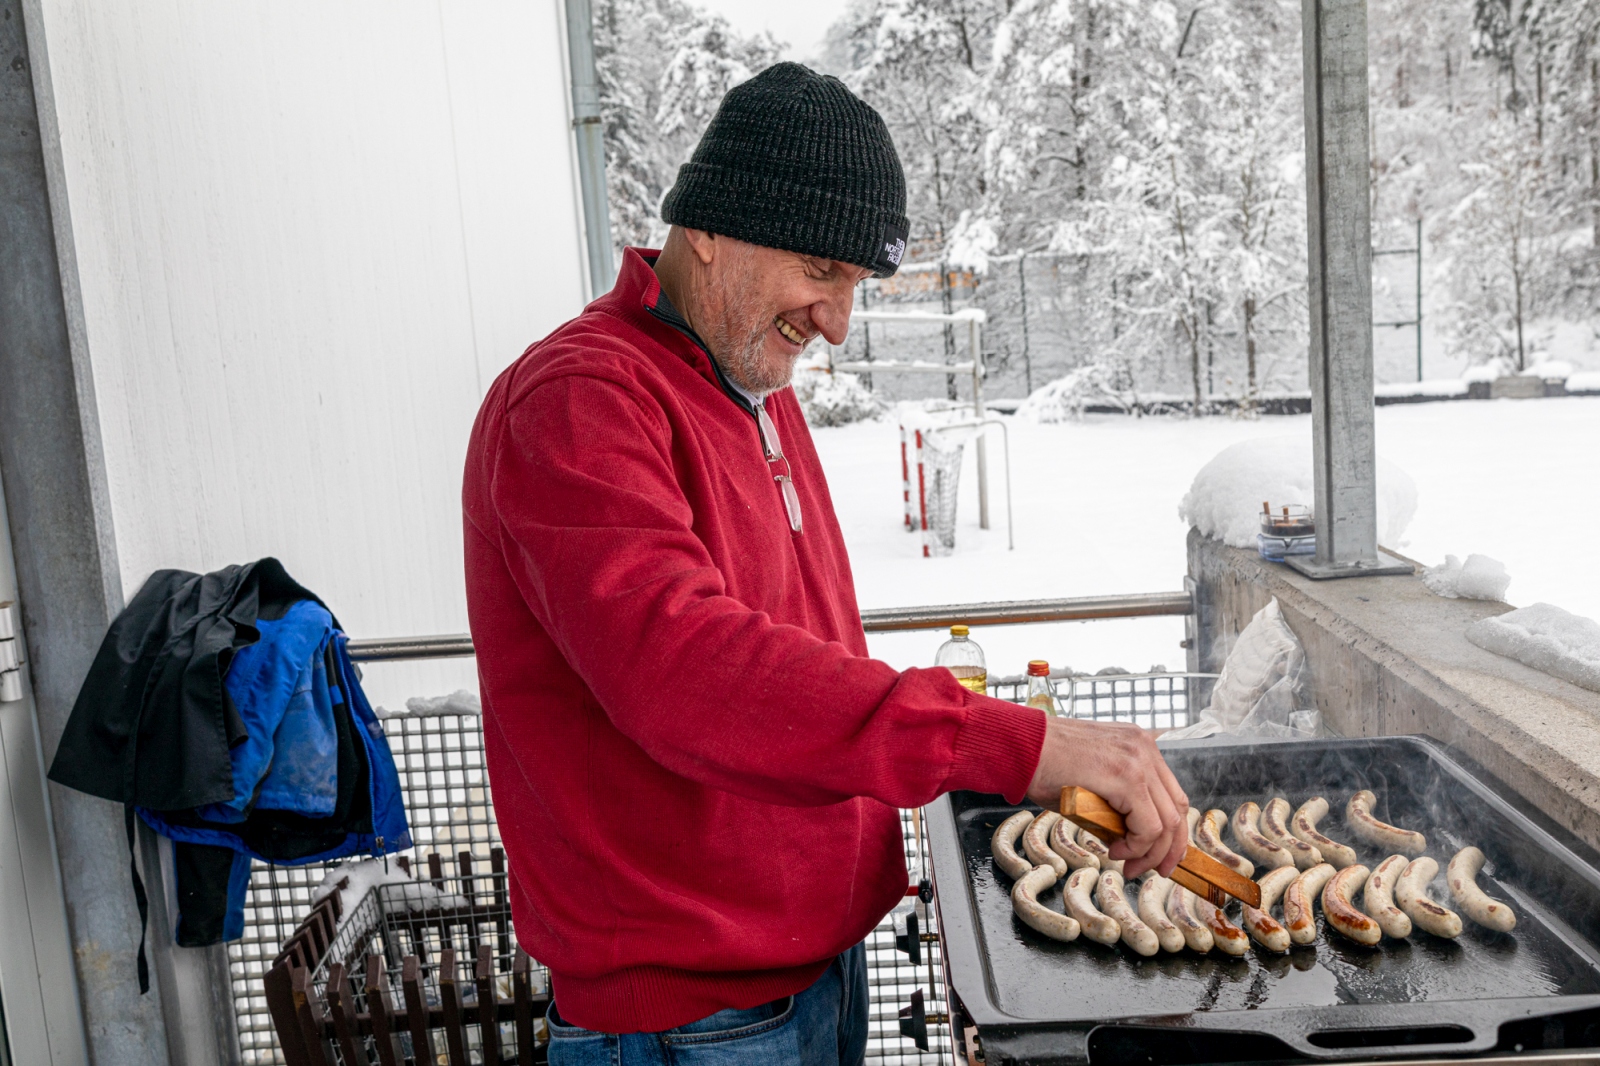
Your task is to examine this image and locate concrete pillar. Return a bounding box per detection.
[1294,0,1408,579]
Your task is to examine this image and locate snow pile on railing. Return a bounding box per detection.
[376,689,482,719]
[1467,603,1600,695]
[1178,436,1417,549]
[1422,554,1511,600]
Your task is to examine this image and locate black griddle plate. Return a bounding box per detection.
[928,736,1600,1064]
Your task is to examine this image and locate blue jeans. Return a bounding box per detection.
[546,943,868,1066]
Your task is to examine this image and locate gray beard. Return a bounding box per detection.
[699,271,804,395]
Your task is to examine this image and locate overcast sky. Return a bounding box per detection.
[693,0,852,64]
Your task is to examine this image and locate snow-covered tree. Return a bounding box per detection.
[594,0,782,253]
[1441,113,1553,368]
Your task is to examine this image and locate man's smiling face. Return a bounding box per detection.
[684,230,875,395]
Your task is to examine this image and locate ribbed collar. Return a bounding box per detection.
[612,247,760,419]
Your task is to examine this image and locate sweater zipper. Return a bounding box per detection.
[646,296,802,535]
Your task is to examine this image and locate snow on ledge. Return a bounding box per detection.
[1422,554,1510,600]
[1179,436,1417,549]
[1466,603,1600,695]
[1567,371,1600,394]
[1375,380,1469,398]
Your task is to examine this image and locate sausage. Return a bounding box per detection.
[1065,867,1121,946]
[1395,857,1462,939]
[992,810,1035,881]
[1186,806,1202,843]
[1362,854,1413,939]
[1290,797,1360,868]
[1165,884,1215,953]
[1262,798,1322,870]
[1077,826,1125,875]
[1284,863,1337,945]
[1023,811,1068,878]
[1195,897,1250,956]
[1448,847,1517,933]
[1240,866,1298,953]
[1322,864,1382,945]
[1012,865,1081,942]
[1195,809,1254,878]
[1049,816,1100,871]
[1135,874,1187,953]
[1346,790,1427,856]
[1233,802,1296,869]
[1098,870,1160,956]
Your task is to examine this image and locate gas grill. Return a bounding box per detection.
[919,735,1600,1065]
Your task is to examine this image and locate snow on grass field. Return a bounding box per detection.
[812,397,1600,680]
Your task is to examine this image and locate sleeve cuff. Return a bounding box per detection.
[944,690,1049,803]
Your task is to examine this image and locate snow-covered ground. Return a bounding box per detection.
[814,397,1600,680]
[357,394,1600,709]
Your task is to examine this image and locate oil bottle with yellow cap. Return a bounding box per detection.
[934,624,987,693]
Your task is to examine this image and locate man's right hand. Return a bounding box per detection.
[1024,717,1189,880]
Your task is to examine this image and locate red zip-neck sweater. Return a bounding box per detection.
[462,249,1047,1033]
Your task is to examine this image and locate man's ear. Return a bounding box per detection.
[681,227,717,265]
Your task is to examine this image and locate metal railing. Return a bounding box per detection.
[343,590,1195,662]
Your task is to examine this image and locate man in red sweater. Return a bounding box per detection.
[463,63,1188,1064]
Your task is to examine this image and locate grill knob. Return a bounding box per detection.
[899,989,928,1051]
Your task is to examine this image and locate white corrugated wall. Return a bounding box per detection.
[34,1,588,709]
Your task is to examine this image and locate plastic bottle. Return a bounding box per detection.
[935,625,987,693]
[1025,660,1059,716]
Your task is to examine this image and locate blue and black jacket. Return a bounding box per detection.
[49,558,409,987]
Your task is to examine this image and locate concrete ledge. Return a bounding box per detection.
[1187,529,1600,851]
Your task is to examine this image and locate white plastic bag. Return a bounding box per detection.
[1165,598,1318,740]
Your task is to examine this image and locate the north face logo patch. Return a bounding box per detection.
[877,220,909,274]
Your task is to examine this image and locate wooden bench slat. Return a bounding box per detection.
[439,947,469,1066]
[476,944,502,1065]
[402,955,434,1066]
[365,955,402,1066]
[326,962,364,1066]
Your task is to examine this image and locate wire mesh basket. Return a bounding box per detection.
[301,868,545,1066]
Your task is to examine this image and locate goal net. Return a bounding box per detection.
[900,420,972,558]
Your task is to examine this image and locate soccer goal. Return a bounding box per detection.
[898,408,1014,558]
[832,308,995,528]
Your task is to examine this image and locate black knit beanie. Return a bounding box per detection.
[660,63,909,278]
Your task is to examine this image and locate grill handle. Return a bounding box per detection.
[1091,994,1600,1062]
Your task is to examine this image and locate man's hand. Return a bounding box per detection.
[1025,718,1189,880]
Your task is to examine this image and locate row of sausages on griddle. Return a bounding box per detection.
[991,794,1516,957]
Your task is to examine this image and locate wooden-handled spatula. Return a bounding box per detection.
[1061,786,1261,909]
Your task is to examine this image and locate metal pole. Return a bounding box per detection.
[1018,252,1033,395]
[564,0,616,298]
[1288,0,1409,579]
[1415,215,1424,382]
[972,317,990,531]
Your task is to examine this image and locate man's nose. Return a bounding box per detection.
[810,283,856,346]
